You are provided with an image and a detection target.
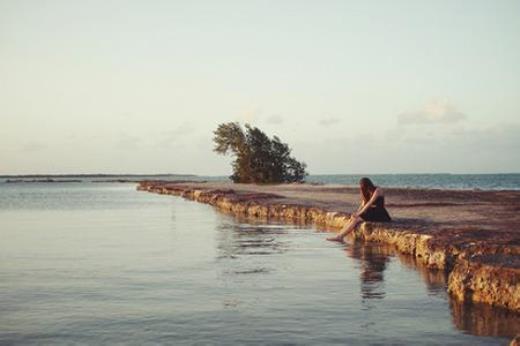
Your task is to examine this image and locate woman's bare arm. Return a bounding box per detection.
[355,200,365,213]
[354,188,382,217]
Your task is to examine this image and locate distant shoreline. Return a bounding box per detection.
[0,173,197,178]
[1,173,520,190]
[0,174,204,184]
[1,173,519,178]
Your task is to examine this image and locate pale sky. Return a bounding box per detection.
[1,0,519,175]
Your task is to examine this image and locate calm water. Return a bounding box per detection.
[306,174,520,190]
[1,183,518,345]
[2,173,520,190]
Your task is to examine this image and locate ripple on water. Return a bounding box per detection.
[0,183,518,345]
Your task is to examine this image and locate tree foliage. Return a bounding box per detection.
[213,122,308,183]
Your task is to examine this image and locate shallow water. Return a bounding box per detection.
[0,183,518,345]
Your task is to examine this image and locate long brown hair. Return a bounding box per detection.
[359,177,376,204]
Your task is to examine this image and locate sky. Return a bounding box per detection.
[1,0,519,175]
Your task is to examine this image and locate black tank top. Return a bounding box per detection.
[370,195,385,209]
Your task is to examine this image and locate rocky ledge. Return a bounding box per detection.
[137,180,520,313]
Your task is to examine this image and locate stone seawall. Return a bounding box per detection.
[137,181,520,313]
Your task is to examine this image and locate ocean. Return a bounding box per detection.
[0,182,518,344]
[306,173,520,190]
[2,173,519,190]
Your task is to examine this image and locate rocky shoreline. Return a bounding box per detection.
[137,180,520,315]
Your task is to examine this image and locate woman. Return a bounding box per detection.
[327,177,391,242]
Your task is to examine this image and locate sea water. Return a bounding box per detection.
[306,173,520,190]
[2,173,520,190]
[0,183,518,345]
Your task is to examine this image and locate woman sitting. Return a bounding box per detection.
[327,177,391,242]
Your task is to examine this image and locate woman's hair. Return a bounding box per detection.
[359,177,376,203]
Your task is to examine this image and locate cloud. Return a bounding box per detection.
[266,114,283,124]
[297,122,520,173]
[236,106,262,124]
[398,99,466,125]
[319,117,341,126]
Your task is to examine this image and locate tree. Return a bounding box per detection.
[213,122,308,183]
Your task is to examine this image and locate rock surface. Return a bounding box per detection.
[137,180,520,313]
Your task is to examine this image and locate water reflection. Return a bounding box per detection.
[213,214,520,339]
[213,218,295,310]
[345,242,389,300]
[344,240,520,338]
[216,220,290,258]
[451,301,520,338]
[393,250,448,298]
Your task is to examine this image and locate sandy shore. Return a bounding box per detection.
[137,180,520,314]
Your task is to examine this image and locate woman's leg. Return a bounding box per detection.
[326,215,363,242]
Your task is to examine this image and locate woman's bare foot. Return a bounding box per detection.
[326,235,345,242]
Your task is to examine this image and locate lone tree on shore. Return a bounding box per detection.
[213,122,308,183]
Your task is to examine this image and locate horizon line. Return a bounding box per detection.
[1,172,519,178]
